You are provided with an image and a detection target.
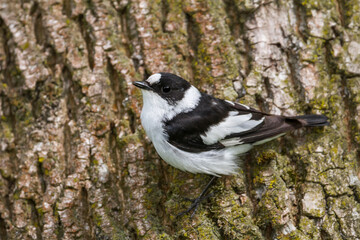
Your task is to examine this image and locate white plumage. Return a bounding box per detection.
[139,76,258,175]
[200,113,263,145]
[134,73,328,176]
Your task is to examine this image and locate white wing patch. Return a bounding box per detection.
[220,137,243,147]
[225,100,235,106]
[201,113,264,145]
[253,133,285,145]
[226,100,251,110]
[238,103,250,109]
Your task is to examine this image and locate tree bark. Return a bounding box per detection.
[1,0,360,239]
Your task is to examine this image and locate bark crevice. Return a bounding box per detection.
[31,2,49,48]
[0,215,7,240]
[76,13,96,71]
[29,198,43,240]
[223,0,254,77]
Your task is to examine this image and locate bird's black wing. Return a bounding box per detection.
[222,101,328,145]
[163,94,264,152]
[164,94,328,152]
[163,94,230,152]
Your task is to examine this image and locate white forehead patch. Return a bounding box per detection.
[146,73,161,85]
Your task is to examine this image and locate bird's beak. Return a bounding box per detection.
[133,81,153,91]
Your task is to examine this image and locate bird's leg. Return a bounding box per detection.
[177,176,218,218]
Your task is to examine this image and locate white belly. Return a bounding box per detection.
[152,135,252,176]
[139,88,253,175]
[142,109,252,175]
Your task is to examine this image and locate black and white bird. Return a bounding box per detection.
[133,72,328,176]
[133,72,328,216]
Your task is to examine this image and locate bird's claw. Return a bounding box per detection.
[176,190,218,218]
[182,197,195,202]
[176,176,218,218]
[176,196,202,218]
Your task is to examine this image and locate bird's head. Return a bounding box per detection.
[133,72,193,105]
[133,73,202,120]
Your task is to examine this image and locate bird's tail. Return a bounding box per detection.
[287,114,329,127]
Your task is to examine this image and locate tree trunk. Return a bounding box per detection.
[1,0,360,239]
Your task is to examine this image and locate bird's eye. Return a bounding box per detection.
[162,86,171,93]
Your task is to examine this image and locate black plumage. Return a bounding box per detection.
[164,91,329,153]
[133,72,329,216]
[134,73,329,154]
[164,93,231,152]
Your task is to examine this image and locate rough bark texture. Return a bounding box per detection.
[0,0,360,239]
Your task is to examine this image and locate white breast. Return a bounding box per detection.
[140,86,201,142]
[139,87,253,176]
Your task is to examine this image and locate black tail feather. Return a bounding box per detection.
[289,114,329,127]
[231,114,328,145]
